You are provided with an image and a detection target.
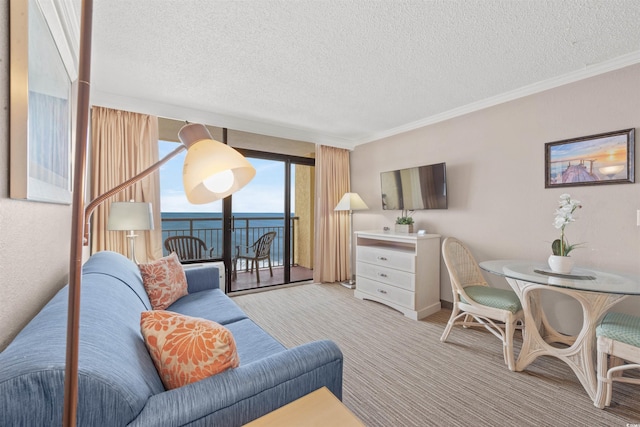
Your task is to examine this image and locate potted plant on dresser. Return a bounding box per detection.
[395,210,415,233]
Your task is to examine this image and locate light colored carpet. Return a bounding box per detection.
[233,283,639,426]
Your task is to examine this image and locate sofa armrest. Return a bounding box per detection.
[184,265,220,293]
[129,340,343,427]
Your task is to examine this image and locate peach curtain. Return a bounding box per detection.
[90,107,163,262]
[313,145,351,283]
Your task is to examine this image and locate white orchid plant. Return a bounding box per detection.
[552,193,582,256]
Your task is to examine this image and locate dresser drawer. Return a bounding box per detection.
[356,276,415,309]
[357,245,414,272]
[356,261,415,292]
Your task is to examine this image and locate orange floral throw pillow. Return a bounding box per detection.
[140,310,239,390]
[138,253,188,310]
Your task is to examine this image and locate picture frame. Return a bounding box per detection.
[545,128,635,188]
[9,0,77,204]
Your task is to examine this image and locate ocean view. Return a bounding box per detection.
[161,212,294,264]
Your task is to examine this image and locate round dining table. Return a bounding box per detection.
[479,259,640,404]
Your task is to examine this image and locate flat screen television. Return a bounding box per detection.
[380,162,447,210]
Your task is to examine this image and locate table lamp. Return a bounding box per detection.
[334,192,369,288]
[107,201,154,264]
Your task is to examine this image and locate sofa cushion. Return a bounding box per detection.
[139,253,189,310]
[224,318,287,365]
[169,289,248,325]
[141,311,239,389]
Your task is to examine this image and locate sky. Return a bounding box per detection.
[549,134,628,165]
[158,140,290,213]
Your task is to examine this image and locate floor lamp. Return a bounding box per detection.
[107,201,154,264]
[66,122,255,426]
[334,192,369,289]
[63,3,256,423]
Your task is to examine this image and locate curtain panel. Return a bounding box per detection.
[90,107,163,262]
[313,145,351,283]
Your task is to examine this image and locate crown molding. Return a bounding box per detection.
[354,51,640,147]
[90,89,357,150]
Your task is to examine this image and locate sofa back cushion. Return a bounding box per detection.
[82,250,153,309]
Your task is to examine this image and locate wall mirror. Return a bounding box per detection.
[10,0,78,204]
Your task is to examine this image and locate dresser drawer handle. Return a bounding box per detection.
[377,289,387,294]
[378,273,388,278]
[377,256,388,261]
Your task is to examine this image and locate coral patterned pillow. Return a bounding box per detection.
[140,310,239,389]
[138,253,188,310]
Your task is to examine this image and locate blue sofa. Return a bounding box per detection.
[0,251,343,426]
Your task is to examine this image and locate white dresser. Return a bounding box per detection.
[354,230,441,320]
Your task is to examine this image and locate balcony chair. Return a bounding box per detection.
[594,312,640,408]
[233,231,277,283]
[164,235,214,262]
[440,237,524,371]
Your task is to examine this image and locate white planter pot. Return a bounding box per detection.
[394,224,414,233]
[548,255,574,274]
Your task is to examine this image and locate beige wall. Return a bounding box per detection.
[0,4,72,350]
[352,63,640,332]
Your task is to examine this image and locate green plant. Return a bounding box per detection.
[395,210,414,225]
[551,193,583,256]
[551,238,581,256]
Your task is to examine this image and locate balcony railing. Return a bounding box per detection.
[161,215,298,270]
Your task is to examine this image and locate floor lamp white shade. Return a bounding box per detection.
[107,201,154,264]
[179,123,256,203]
[335,192,369,288]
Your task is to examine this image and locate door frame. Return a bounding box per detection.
[222,148,315,292]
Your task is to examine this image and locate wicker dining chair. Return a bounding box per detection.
[594,312,640,408]
[164,235,214,262]
[233,231,277,283]
[440,237,524,371]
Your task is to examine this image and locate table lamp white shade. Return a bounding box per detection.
[334,192,369,211]
[335,192,368,289]
[107,201,154,231]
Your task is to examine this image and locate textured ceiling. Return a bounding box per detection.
[81,1,640,149]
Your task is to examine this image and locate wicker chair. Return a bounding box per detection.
[594,312,640,408]
[164,236,214,262]
[440,237,524,371]
[233,231,277,283]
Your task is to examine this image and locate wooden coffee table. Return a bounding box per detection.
[243,387,364,426]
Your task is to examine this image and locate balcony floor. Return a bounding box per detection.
[229,265,313,292]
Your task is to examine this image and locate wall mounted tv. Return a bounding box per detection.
[381,162,448,210]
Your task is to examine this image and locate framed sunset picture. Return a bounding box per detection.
[545,128,635,188]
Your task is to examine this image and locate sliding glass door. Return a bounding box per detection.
[226,151,314,293]
[158,137,314,293]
